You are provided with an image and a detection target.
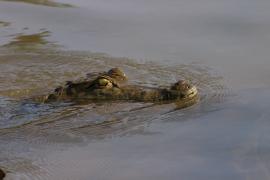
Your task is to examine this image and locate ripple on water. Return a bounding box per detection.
[0,49,231,178]
[0,49,230,127]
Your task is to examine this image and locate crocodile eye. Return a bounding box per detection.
[98,78,109,86]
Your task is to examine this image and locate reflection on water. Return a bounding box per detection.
[0,0,73,7]
[0,21,10,27]
[0,1,239,178]
[2,0,269,179]
[0,45,229,178]
[3,31,56,51]
[0,47,228,128]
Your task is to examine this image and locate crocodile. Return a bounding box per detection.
[38,68,198,105]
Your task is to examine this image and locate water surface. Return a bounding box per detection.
[0,0,270,179]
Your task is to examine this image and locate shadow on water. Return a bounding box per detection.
[0,31,231,178]
[0,0,73,7]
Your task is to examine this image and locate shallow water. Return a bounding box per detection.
[0,0,270,179]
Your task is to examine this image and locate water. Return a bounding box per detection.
[0,0,270,179]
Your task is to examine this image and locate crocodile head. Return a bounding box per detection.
[170,80,198,99]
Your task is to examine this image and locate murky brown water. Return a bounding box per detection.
[0,0,270,180]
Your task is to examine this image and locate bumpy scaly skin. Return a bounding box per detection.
[42,68,198,103]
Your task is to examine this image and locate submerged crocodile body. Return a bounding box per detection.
[39,68,198,105]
